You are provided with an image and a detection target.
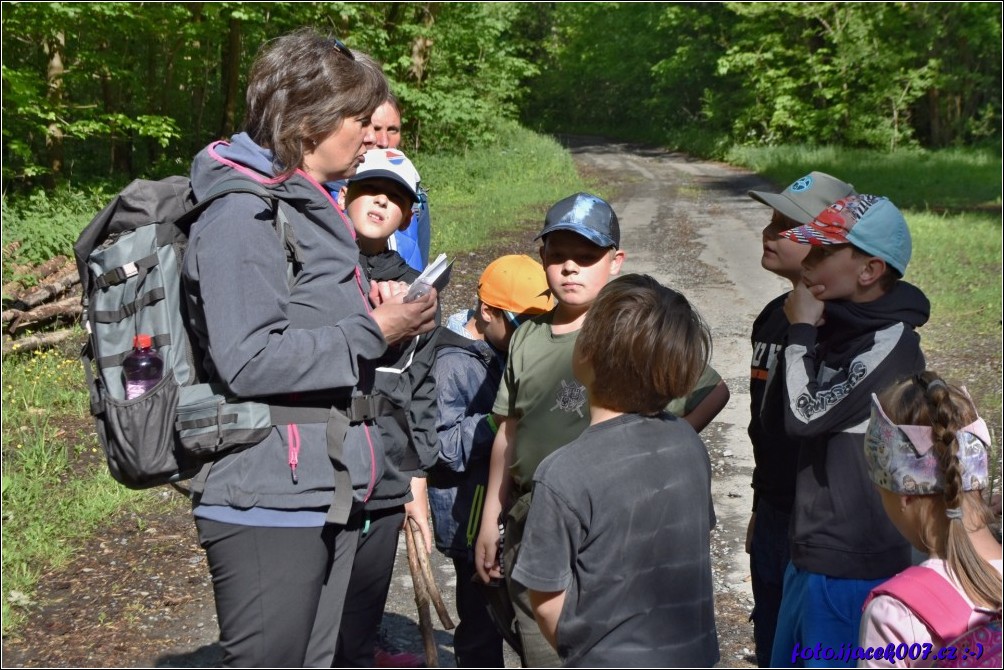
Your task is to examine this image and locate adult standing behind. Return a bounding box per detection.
[323,89,435,668]
[182,29,437,667]
[330,94,432,272]
[376,95,432,272]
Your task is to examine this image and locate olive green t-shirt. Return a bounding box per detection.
[494,310,722,492]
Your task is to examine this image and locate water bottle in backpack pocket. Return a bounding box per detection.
[100,370,193,487]
[122,334,164,399]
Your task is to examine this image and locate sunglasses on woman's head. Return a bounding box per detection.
[328,38,355,61]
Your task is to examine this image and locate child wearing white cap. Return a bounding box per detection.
[333,147,439,667]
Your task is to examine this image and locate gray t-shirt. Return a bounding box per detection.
[511,413,720,668]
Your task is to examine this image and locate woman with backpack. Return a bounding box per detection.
[181,29,437,667]
[858,372,1001,667]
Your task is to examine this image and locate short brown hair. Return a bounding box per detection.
[577,274,710,415]
[243,28,389,178]
[383,91,401,115]
[850,245,900,290]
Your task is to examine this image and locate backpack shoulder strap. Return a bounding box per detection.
[198,177,302,284]
[865,566,974,642]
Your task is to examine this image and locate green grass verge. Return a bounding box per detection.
[423,120,588,253]
[905,210,1003,426]
[1,342,150,633]
[725,144,1002,210]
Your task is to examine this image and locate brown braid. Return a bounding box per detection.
[924,377,965,515]
[879,373,1002,610]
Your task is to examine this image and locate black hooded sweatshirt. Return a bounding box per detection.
[357,249,440,509]
[761,281,930,580]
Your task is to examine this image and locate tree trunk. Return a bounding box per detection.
[186,3,207,148]
[43,31,66,188]
[3,329,77,356]
[406,4,437,151]
[4,297,82,336]
[146,39,161,168]
[219,15,242,139]
[927,87,944,147]
[98,40,115,175]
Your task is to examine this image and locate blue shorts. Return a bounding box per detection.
[770,562,885,667]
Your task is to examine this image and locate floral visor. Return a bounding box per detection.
[863,392,991,495]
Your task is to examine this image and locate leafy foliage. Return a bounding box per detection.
[1,2,540,191]
[1,186,112,281]
[354,3,539,153]
[521,2,1002,156]
[4,2,998,194]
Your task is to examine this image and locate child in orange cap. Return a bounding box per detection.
[428,254,553,667]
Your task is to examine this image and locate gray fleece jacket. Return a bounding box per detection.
[182,133,388,512]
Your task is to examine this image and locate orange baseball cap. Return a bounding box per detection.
[478,255,553,323]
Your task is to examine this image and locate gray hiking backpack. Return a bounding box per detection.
[74,175,298,489]
[74,175,388,523]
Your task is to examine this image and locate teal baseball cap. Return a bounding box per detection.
[781,194,912,276]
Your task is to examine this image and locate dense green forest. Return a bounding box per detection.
[2,1,1001,195]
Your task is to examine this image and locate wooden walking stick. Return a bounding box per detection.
[404,519,438,667]
[408,518,456,630]
[404,517,457,668]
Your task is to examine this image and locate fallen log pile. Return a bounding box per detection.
[2,254,83,355]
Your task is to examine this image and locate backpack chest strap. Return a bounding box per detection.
[94,252,160,290]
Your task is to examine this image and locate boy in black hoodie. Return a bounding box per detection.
[745,171,857,667]
[763,194,929,667]
[331,148,440,667]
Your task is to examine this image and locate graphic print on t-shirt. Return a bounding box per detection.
[551,379,587,417]
[751,340,782,381]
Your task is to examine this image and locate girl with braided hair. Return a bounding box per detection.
[857,372,1001,667]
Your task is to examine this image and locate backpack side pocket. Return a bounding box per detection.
[101,371,199,488]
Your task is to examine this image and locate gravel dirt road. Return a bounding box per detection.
[3,138,787,668]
